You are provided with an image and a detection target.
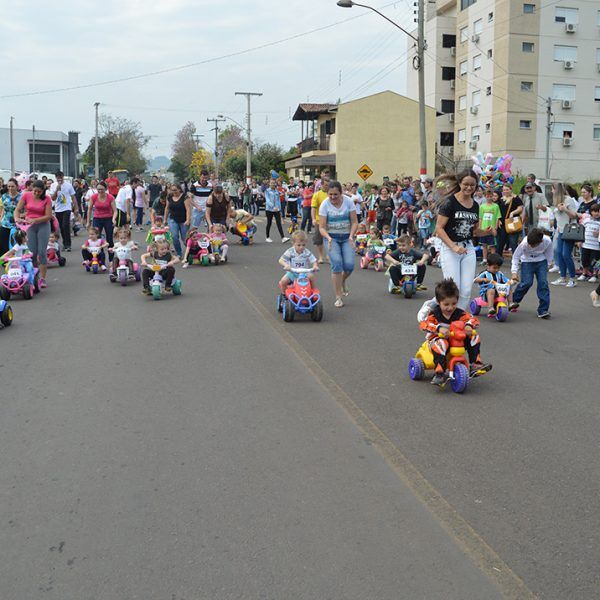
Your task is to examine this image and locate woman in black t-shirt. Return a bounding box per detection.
[435,170,493,309]
[164,184,191,257]
[497,183,523,255]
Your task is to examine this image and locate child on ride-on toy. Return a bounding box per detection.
[1,229,33,275]
[278,230,318,293]
[46,232,63,265]
[419,279,492,386]
[146,216,173,251]
[473,253,513,317]
[140,239,180,295]
[385,234,429,292]
[111,227,138,273]
[208,223,229,263]
[82,226,109,271]
[354,222,370,255]
[381,223,397,252]
[229,208,257,243]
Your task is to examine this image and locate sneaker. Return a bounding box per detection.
[281,237,290,243]
[537,312,551,319]
[182,263,189,269]
[65,247,71,252]
[548,265,560,273]
[391,285,402,294]
[588,276,598,283]
[470,362,492,377]
[101,265,107,271]
[565,279,577,288]
[265,238,273,243]
[416,283,427,291]
[481,259,487,266]
[431,372,447,386]
[487,308,497,317]
[551,277,566,286]
[165,286,172,293]
[139,226,145,232]
[38,277,47,289]
[591,291,600,308]
[577,274,587,281]
[509,302,519,312]
[334,297,344,308]
[142,287,150,295]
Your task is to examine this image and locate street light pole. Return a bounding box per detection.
[94,102,100,179]
[207,117,226,180]
[337,0,428,176]
[32,124,36,174]
[9,117,14,175]
[235,92,263,184]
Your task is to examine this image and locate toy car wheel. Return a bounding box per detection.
[92,264,98,274]
[172,280,182,295]
[85,265,91,272]
[187,255,194,265]
[118,270,127,285]
[276,294,284,313]
[201,256,209,266]
[496,306,508,322]
[310,301,323,322]
[242,238,249,246]
[152,286,161,300]
[469,299,481,316]
[22,283,33,300]
[0,286,9,301]
[283,300,295,322]
[451,363,469,394]
[0,303,13,326]
[134,269,141,282]
[58,257,66,267]
[404,284,414,299]
[408,358,425,380]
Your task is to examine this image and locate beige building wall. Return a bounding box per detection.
[335,91,436,183]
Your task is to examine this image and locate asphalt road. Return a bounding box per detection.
[0,223,598,599]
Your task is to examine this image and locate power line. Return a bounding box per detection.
[0,2,401,100]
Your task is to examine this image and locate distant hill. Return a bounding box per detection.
[147,156,171,171]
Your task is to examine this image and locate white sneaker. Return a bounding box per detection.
[265,237,273,243]
[588,276,597,283]
[551,277,566,286]
[577,274,587,281]
[591,291,600,307]
[548,265,560,273]
[281,237,290,243]
[566,279,577,288]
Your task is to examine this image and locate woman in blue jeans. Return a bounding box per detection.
[550,182,579,288]
[318,181,358,307]
[164,185,191,257]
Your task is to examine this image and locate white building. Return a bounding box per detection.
[406,0,600,181]
[0,128,80,177]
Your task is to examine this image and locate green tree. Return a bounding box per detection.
[169,157,188,181]
[220,147,247,181]
[218,125,246,157]
[84,115,149,176]
[252,142,286,180]
[171,121,198,170]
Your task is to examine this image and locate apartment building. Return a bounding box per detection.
[407,0,600,181]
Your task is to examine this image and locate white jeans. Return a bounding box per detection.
[440,241,477,310]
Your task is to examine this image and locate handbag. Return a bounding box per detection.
[561,221,585,242]
[504,198,523,233]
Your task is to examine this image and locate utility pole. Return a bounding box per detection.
[94,102,100,179]
[235,91,263,184]
[32,125,36,174]
[9,117,15,174]
[545,97,553,180]
[207,117,225,180]
[417,0,428,177]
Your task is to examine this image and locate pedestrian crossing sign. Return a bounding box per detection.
[357,164,373,181]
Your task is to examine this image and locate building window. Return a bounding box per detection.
[594,87,600,102]
[29,142,61,173]
[459,95,467,110]
[471,126,481,141]
[520,120,532,129]
[486,86,492,96]
[473,19,482,35]
[552,84,576,101]
[441,99,455,113]
[551,122,574,139]
[459,60,468,75]
[440,132,454,147]
[521,81,533,92]
[461,0,477,10]
[554,45,577,61]
[488,12,493,22]
[523,4,535,14]
[522,42,535,53]
[460,27,469,43]
[473,54,482,70]
[593,125,600,141]
[441,66,456,80]
[472,90,481,106]
[487,49,493,58]
[485,123,491,133]
[442,34,456,48]
[458,129,466,143]
[555,7,578,24]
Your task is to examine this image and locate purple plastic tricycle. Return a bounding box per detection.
[0,254,40,300]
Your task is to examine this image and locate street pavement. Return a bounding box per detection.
[0,222,598,599]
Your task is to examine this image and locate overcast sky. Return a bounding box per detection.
[1,0,412,159]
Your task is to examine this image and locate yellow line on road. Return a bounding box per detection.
[224,265,538,600]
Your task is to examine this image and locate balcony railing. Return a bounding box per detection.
[298,136,330,153]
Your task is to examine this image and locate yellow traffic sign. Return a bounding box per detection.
[357,164,373,181]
